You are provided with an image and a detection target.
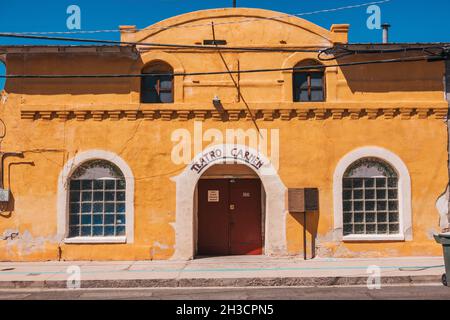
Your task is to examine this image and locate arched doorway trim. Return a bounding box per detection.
[171,144,287,260]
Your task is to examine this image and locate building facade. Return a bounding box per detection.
[0,8,449,261]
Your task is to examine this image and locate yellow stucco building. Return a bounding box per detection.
[0,8,449,261]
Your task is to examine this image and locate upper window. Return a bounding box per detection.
[293,60,325,102]
[342,158,399,236]
[68,160,126,238]
[141,61,174,103]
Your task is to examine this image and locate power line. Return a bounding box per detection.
[0,32,327,53]
[0,55,443,79]
[0,0,391,35]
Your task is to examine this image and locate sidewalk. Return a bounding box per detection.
[0,256,445,289]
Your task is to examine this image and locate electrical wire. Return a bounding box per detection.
[0,32,328,53]
[0,0,392,35]
[0,55,445,79]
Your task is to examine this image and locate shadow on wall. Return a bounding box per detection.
[290,210,319,259]
[5,51,137,95]
[337,53,444,94]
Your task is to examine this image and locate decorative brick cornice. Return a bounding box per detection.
[20,107,449,122]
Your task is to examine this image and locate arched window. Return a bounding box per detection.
[293,60,325,102]
[342,157,399,236]
[68,160,126,238]
[141,61,173,103]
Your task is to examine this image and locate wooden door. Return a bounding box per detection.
[197,179,262,256]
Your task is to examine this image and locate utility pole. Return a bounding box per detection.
[233,0,236,8]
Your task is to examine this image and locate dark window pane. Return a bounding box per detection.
[117,191,126,201]
[366,224,376,234]
[377,201,387,211]
[104,226,115,236]
[376,190,386,199]
[81,215,92,225]
[354,224,364,234]
[388,189,398,199]
[389,212,399,223]
[117,180,126,190]
[69,192,80,202]
[343,201,352,212]
[365,189,375,199]
[104,203,115,213]
[93,180,103,190]
[310,89,323,101]
[343,213,352,223]
[93,214,103,225]
[69,214,80,225]
[93,203,103,214]
[353,179,363,188]
[93,226,103,236]
[141,75,173,103]
[116,226,126,236]
[366,212,376,223]
[81,203,92,213]
[388,178,398,188]
[354,201,363,211]
[376,178,386,188]
[365,201,375,211]
[364,178,375,188]
[104,215,115,225]
[389,224,399,234]
[353,190,363,199]
[69,227,80,237]
[354,212,364,223]
[388,201,398,211]
[105,192,115,202]
[69,203,80,214]
[116,214,126,225]
[377,224,388,234]
[343,224,353,235]
[81,226,91,236]
[343,179,352,188]
[70,180,80,190]
[105,180,115,190]
[117,203,126,213]
[378,212,387,222]
[81,191,92,201]
[81,180,92,190]
[93,191,103,201]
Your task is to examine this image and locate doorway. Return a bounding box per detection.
[197,177,263,256]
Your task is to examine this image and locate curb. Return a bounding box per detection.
[0,275,442,289]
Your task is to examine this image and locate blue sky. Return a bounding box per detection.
[1,0,449,87]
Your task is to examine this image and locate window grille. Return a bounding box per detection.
[342,158,399,236]
[68,160,126,238]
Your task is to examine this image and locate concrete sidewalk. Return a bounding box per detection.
[0,256,446,289]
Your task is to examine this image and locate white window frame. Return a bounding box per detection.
[57,150,134,244]
[333,146,412,242]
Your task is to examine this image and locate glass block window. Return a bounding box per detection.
[342,157,399,236]
[141,61,174,103]
[68,160,126,238]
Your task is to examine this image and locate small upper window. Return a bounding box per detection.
[141,61,173,103]
[293,60,325,102]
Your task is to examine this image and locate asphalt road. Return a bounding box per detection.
[1,285,450,300]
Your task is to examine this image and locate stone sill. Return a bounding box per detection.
[64,236,127,244]
[343,234,405,242]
